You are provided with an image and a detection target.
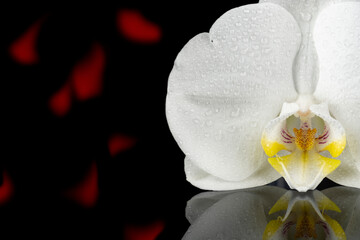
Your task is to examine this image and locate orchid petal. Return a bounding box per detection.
[259,0,324,94]
[166,3,300,184]
[185,156,280,190]
[327,147,360,188]
[313,2,360,181]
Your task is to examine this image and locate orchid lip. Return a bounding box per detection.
[262,101,346,192]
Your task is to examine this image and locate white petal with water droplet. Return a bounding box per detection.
[327,147,360,188]
[313,2,360,180]
[185,156,280,190]
[259,0,321,94]
[166,3,300,183]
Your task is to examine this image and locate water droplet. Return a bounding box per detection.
[300,12,312,21]
[215,130,224,141]
[205,110,213,116]
[262,47,271,54]
[344,39,351,47]
[255,65,263,71]
[231,45,238,51]
[261,37,269,44]
[206,120,213,126]
[228,125,236,132]
[230,108,240,117]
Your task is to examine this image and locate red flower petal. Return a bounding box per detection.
[48,82,72,117]
[117,9,162,44]
[71,43,105,101]
[108,134,137,157]
[65,162,98,208]
[124,221,165,240]
[0,171,14,205]
[9,18,43,65]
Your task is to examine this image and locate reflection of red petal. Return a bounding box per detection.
[108,134,137,157]
[117,10,161,44]
[65,162,98,208]
[48,83,72,117]
[71,43,105,101]
[9,19,42,65]
[0,171,14,205]
[124,221,165,240]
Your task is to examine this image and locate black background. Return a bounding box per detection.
[1,1,337,239]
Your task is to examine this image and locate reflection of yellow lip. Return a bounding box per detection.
[263,191,346,240]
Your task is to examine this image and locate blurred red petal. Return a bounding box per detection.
[71,43,105,101]
[65,162,98,208]
[48,83,72,117]
[117,9,162,43]
[108,134,136,157]
[124,221,165,240]
[0,171,14,205]
[9,19,43,65]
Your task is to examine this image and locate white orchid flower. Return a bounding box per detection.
[183,186,360,239]
[166,0,360,191]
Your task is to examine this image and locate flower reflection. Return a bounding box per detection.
[183,186,360,240]
[263,190,345,239]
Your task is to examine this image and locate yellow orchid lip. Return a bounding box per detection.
[261,102,346,192]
